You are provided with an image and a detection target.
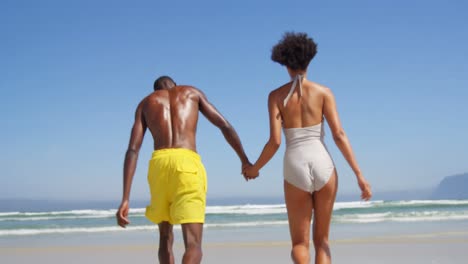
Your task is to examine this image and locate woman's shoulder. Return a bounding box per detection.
[269,82,290,97]
[306,80,333,96]
[307,80,330,91]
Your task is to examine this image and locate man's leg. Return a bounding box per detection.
[181,223,203,264]
[158,221,175,264]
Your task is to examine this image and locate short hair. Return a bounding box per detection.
[153,76,176,91]
[271,32,318,71]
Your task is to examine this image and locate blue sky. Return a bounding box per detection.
[1,0,467,202]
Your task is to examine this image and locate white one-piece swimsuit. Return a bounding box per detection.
[282,75,335,193]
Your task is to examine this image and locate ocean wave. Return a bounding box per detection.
[0,209,115,217]
[206,204,286,215]
[0,221,289,237]
[382,200,468,206]
[205,221,288,228]
[0,215,113,222]
[0,225,156,236]
[2,200,468,222]
[0,205,287,221]
[2,209,468,236]
[332,200,468,212]
[333,201,384,210]
[334,210,468,223]
[206,200,468,215]
[0,209,146,221]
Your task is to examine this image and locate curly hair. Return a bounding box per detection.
[271,32,318,71]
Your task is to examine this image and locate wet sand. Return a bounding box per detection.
[2,230,467,263]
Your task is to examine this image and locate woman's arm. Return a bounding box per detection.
[323,88,372,200]
[245,92,282,177]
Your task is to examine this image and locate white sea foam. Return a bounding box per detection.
[0,215,113,222]
[2,200,467,219]
[334,210,468,223]
[3,208,468,237]
[1,200,468,226]
[0,225,156,236]
[205,221,289,228]
[0,209,115,217]
[333,201,384,210]
[206,204,286,215]
[0,209,146,221]
[384,200,468,206]
[0,221,289,236]
[0,212,22,216]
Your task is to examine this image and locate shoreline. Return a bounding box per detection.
[1,230,467,264]
[2,201,468,263]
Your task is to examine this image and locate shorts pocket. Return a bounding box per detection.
[175,157,201,187]
[176,157,199,174]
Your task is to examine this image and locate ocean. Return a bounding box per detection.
[1,199,468,237]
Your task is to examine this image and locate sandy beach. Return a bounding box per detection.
[2,203,468,264]
[2,229,467,264]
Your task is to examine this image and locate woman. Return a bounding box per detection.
[244,32,372,264]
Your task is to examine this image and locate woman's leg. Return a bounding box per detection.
[284,180,313,264]
[312,170,338,264]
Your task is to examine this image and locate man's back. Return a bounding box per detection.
[142,85,200,151]
[117,76,250,264]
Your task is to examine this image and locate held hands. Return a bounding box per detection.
[357,177,372,201]
[116,200,130,228]
[242,163,259,180]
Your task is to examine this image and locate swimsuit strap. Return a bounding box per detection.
[283,74,305,107]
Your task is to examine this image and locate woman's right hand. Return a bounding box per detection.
[357,177,372,201]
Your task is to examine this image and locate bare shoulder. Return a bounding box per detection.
[309,81,334,98]
[133,93,154,118]
[175,85,204,97]
[269,84,287,100]
[138,93,154,107]
[309,80,331,93]
[141,90,163,103]
[175,85,197,91]
[176,85,196,90]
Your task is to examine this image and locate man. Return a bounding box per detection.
[116,76,251,264]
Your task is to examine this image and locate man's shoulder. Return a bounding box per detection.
[137,90,167,107]
[141,91,162,102]
[178,85,200,92]
[174,85,204,97]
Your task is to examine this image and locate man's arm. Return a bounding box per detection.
[116,100,147,227]
[197,88,250,167]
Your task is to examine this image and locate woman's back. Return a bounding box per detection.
[276,77,328,129]
[243,31,372,264]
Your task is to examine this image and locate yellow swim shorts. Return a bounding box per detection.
[145,148,207,225]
